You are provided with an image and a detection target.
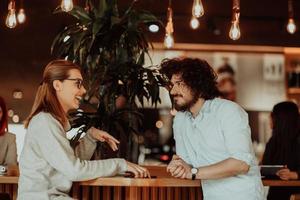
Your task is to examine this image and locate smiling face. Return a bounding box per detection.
[54,69,86,113]
[169,74,199,111]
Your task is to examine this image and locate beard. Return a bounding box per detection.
[172,93,199,112]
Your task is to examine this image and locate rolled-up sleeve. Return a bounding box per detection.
[219,102,254,165]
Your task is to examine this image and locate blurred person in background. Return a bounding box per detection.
[0,96,17,166]
[216,60,236,102]
[262,101,300,200]
[0,96,17,200]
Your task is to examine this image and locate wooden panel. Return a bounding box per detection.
[81,186,89,200]
[174,187,180,200]
[142,187,150,200]
[159,187,166,200]
[151,187,158,200]
[114,186,122,200]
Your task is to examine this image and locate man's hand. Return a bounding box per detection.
[167,155,192,179]
[89,127,120,151]
[276,168,298,180]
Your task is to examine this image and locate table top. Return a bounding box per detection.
[1,165,300,187]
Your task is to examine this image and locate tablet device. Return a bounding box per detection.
[260,165,285,176]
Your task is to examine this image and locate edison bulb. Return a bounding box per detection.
[229,21,241,40]
[192,0,204,18]
[190,16,200,29]
[61,0,74,12]
[5,9,17,28]
[164,34,174,49]
[17,8,26,24]
[287,18,296,34]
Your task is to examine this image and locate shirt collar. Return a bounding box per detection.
[185,99,212,119]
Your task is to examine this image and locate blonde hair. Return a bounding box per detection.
[24,60,81,128]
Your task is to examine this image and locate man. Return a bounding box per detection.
[161,58,264,200]
[216,62,237,101]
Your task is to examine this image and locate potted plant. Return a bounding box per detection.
[51,0,167,161]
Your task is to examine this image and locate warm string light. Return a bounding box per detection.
[61,0,74,12]
[5,1,17,29]
[229,0,241,40]
[164,1,174,49]
[287,0,296,34]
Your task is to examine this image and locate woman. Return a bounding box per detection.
[262,101,300,200]
[18,60,150,199]
[0,96,17,166]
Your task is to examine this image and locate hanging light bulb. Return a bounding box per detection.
[192,0,204,18]
[229,0,241,40]
[229,21,241,40]
[287,18,296,34]
[61,0,74,12]
[17,8,26,24]
[287,0,296,34]
[190,16,200,29]
[164,2,175,49]
[5,1,17,29]
[164,33,174,49]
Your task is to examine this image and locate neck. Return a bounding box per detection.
[189,98,205,117]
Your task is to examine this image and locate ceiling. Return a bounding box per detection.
[0,0,300,122]
[1,0,300,47]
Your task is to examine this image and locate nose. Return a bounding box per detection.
[81,86,87,94]
[170,85,176,95]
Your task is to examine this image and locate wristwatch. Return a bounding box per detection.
[191,167,198,180]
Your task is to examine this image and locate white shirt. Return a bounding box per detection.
[18,112,127,200]
[173,98,265,200]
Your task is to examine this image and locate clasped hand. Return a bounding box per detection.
[167,155,192,179]
[276,167,298,180]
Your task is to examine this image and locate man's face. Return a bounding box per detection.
[169,74,198,111]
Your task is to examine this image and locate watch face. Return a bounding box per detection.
[191,168,198,174]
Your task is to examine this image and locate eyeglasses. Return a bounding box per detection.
[64,78,84,89]
[167,80,187,91]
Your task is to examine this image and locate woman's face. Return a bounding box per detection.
[54,69,86,113]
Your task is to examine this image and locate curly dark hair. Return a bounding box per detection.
[160,57,220,100]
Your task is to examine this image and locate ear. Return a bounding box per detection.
[53,80,62,91]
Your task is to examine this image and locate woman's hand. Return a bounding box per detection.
[89,127,119,151]
[276,168,298,180]
[126,161,151,178]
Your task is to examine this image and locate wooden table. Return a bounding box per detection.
[1,166,300,200]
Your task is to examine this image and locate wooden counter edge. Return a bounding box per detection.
[2,175,300,187]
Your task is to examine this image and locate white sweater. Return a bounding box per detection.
[17,112,127,200]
